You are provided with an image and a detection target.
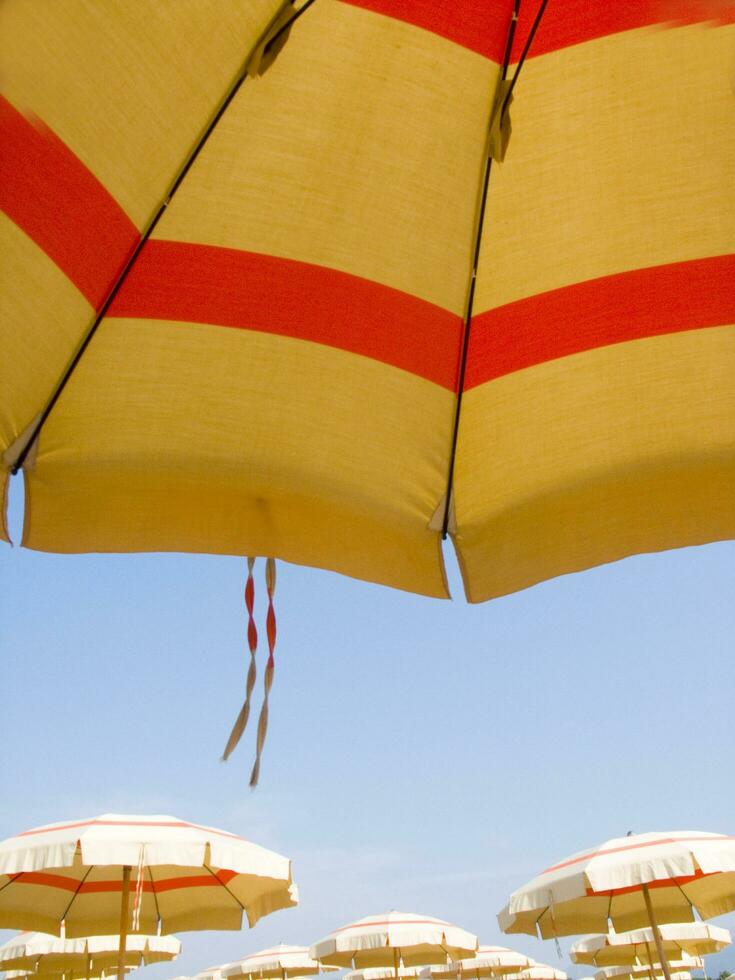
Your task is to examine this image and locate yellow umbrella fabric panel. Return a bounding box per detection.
[455,7,735,601]
[15,0,504,596]
[0,0,288,532]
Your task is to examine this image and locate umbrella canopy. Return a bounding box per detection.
[347,970,423,980]
[596,971,694,980]
[1,0,733,604]
[570,925,731,967]
[193,969,228,980]
[498,831,735,937]
[311,912,479,969]
[420,947,534,978]
[593,957,704,980]
[0,932,181,974]
[0,813,297,937]
[503,968,567,980]
[2,970,135,980]
[223,946,338,980]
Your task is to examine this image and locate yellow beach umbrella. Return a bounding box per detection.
[570,925,730,967]
[0,932,181,977]
[498,831,735,980]
[0,814,297,980]
[311,911,478,976]
[223,945,339,980]
[0,0,732,609]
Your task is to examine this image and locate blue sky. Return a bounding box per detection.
[1,473,733,980]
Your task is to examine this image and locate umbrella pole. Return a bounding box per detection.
[394,948,399,980]
[117,865,132,980]
[86,952,92,980]
[645,939,657,980]
[641,885,673,980]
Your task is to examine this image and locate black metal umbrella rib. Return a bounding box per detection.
[440,0,551,539]
[59,863,94,925]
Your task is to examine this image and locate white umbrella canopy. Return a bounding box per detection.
[570,925,731,967]
[223,945,339,980]
[593,956,704,980]
[193,969,232,980]
[502,968,567,980]
[0,814,297,935]
[420,947,535,979]
[596,971,694,980]
[0,932,181,974]
[498,832,735,939]
[347,969,423,980]
[1,970,138,980]
[2,968,136,980]
[311,912,479,970]
[421,945,536,980]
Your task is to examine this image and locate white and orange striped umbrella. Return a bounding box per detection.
[420,946,535,979]
[498,832,735,936]
[570,924,731,967]
[0,0,732,613]
[0,931,181,975]
[0,813,297,980]
[498,832,735,980]
[311,912,479,971]
[223,946,339,980]
[0,813,297,936]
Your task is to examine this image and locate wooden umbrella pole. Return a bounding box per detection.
[394,948,400,980]
[644,940,657,980]
[117,866,132,980]
[642,885,673,980]
[86,952,92,980]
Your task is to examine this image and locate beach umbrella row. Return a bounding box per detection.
[191,921,558,980]
[0,933,181,977]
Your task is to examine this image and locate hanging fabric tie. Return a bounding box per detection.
[250,557,277,788]
[222,557,259,762]
[131,844,145,932]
